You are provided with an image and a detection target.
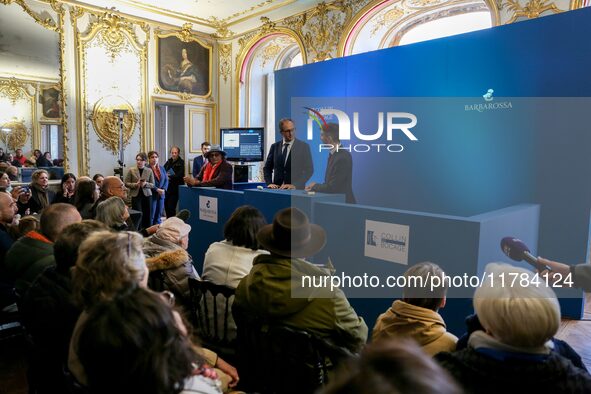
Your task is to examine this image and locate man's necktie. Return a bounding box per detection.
[282,143,289,165]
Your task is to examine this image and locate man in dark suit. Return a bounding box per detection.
[264,118,313,189]
[306,123,356,203]
[191,141,211,177]
[183,145,233,190]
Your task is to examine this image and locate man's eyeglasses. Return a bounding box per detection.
[210,153,221,157]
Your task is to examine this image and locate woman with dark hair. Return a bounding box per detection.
[36,151,53,167]
[202,205,268,288]
[28,169,55,213]
[53,173,76,204]
[125,152,154,230]
[77,287,222,394]
[74,179,98,219]
[201,206,268,341]
[91,174,104,189]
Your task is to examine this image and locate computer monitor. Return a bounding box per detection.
[220,127,264,162]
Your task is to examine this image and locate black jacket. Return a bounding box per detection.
[311,149,356,203]
[21,266,80,393]
[436,347,591,393]
[264,139,313,189]
[164,157,185,195]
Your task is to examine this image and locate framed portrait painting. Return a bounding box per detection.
[157,33,212,98]
[40,86,62,119]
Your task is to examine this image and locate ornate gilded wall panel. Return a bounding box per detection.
[0,77,36,151]
[75,11,148,176]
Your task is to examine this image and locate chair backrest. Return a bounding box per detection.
[234,307,354,394]
[187,278,236,354]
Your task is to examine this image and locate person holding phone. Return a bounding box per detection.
[125,152,154,231]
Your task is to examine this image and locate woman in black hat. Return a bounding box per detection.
[183,145,233,190]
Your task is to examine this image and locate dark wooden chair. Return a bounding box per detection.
[234,307,355,394]
[187,278,236,360]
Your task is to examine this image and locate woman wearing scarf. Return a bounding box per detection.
[183,145,232,190]
[29,169,56,214]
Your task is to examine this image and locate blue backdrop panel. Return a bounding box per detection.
[243,189,345,224]
[276,9,591,317]
[313,202,540,335]
[179,186,245,273]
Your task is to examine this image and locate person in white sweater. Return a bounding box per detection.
[201,205,268,340]
[202,205,268,288]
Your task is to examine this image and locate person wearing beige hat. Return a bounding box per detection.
[142,216,199,310]
[183,145,233,190]
[233,207,368,354]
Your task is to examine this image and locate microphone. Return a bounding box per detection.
[500,237,551,271]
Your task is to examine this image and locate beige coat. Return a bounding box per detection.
[372,300,457,356]
[125,166,154,197]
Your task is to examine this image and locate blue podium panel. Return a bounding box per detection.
[243,189,345,224]
[313,202,541,336]
[179,186,245,273]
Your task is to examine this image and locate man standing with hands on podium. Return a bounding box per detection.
[264,118,313,190]
[306,123,356,204]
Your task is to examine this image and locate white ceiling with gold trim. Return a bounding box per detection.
[68,0,327,35]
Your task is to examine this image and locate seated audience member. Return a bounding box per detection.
[8,215,39,240]
[5,165,18,181]
[201,206,268,339]
[30,149,42,166]
[95,196,129,231]
[21,220,107,394]
[0,172,12,192]
[53,173,76,204]
[321,339,461,394]
[183,145,232,190]
[69,230,149,384]
[203,206,268,288]
[436,263,591,393]
[69,230,238,389]
[89,175,127,218]
[372,262,457,355]
[0,192,17,262]
[77,287,223,394]
[35,151,53,167]
[12,148,27,167]
[16,186,32,216]
[91,173,104,189]
[456,313,588,371]
[74,179,98,219]
[143,217,199,310]
[0,191,18,308]
[0,148,6,162]
[233,207,368,353]
[4,203,81,295]
[28,169,55,213]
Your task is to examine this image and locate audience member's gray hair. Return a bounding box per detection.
[96,196,126,228]
[402,261,447,311]
[474,262,560,348]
